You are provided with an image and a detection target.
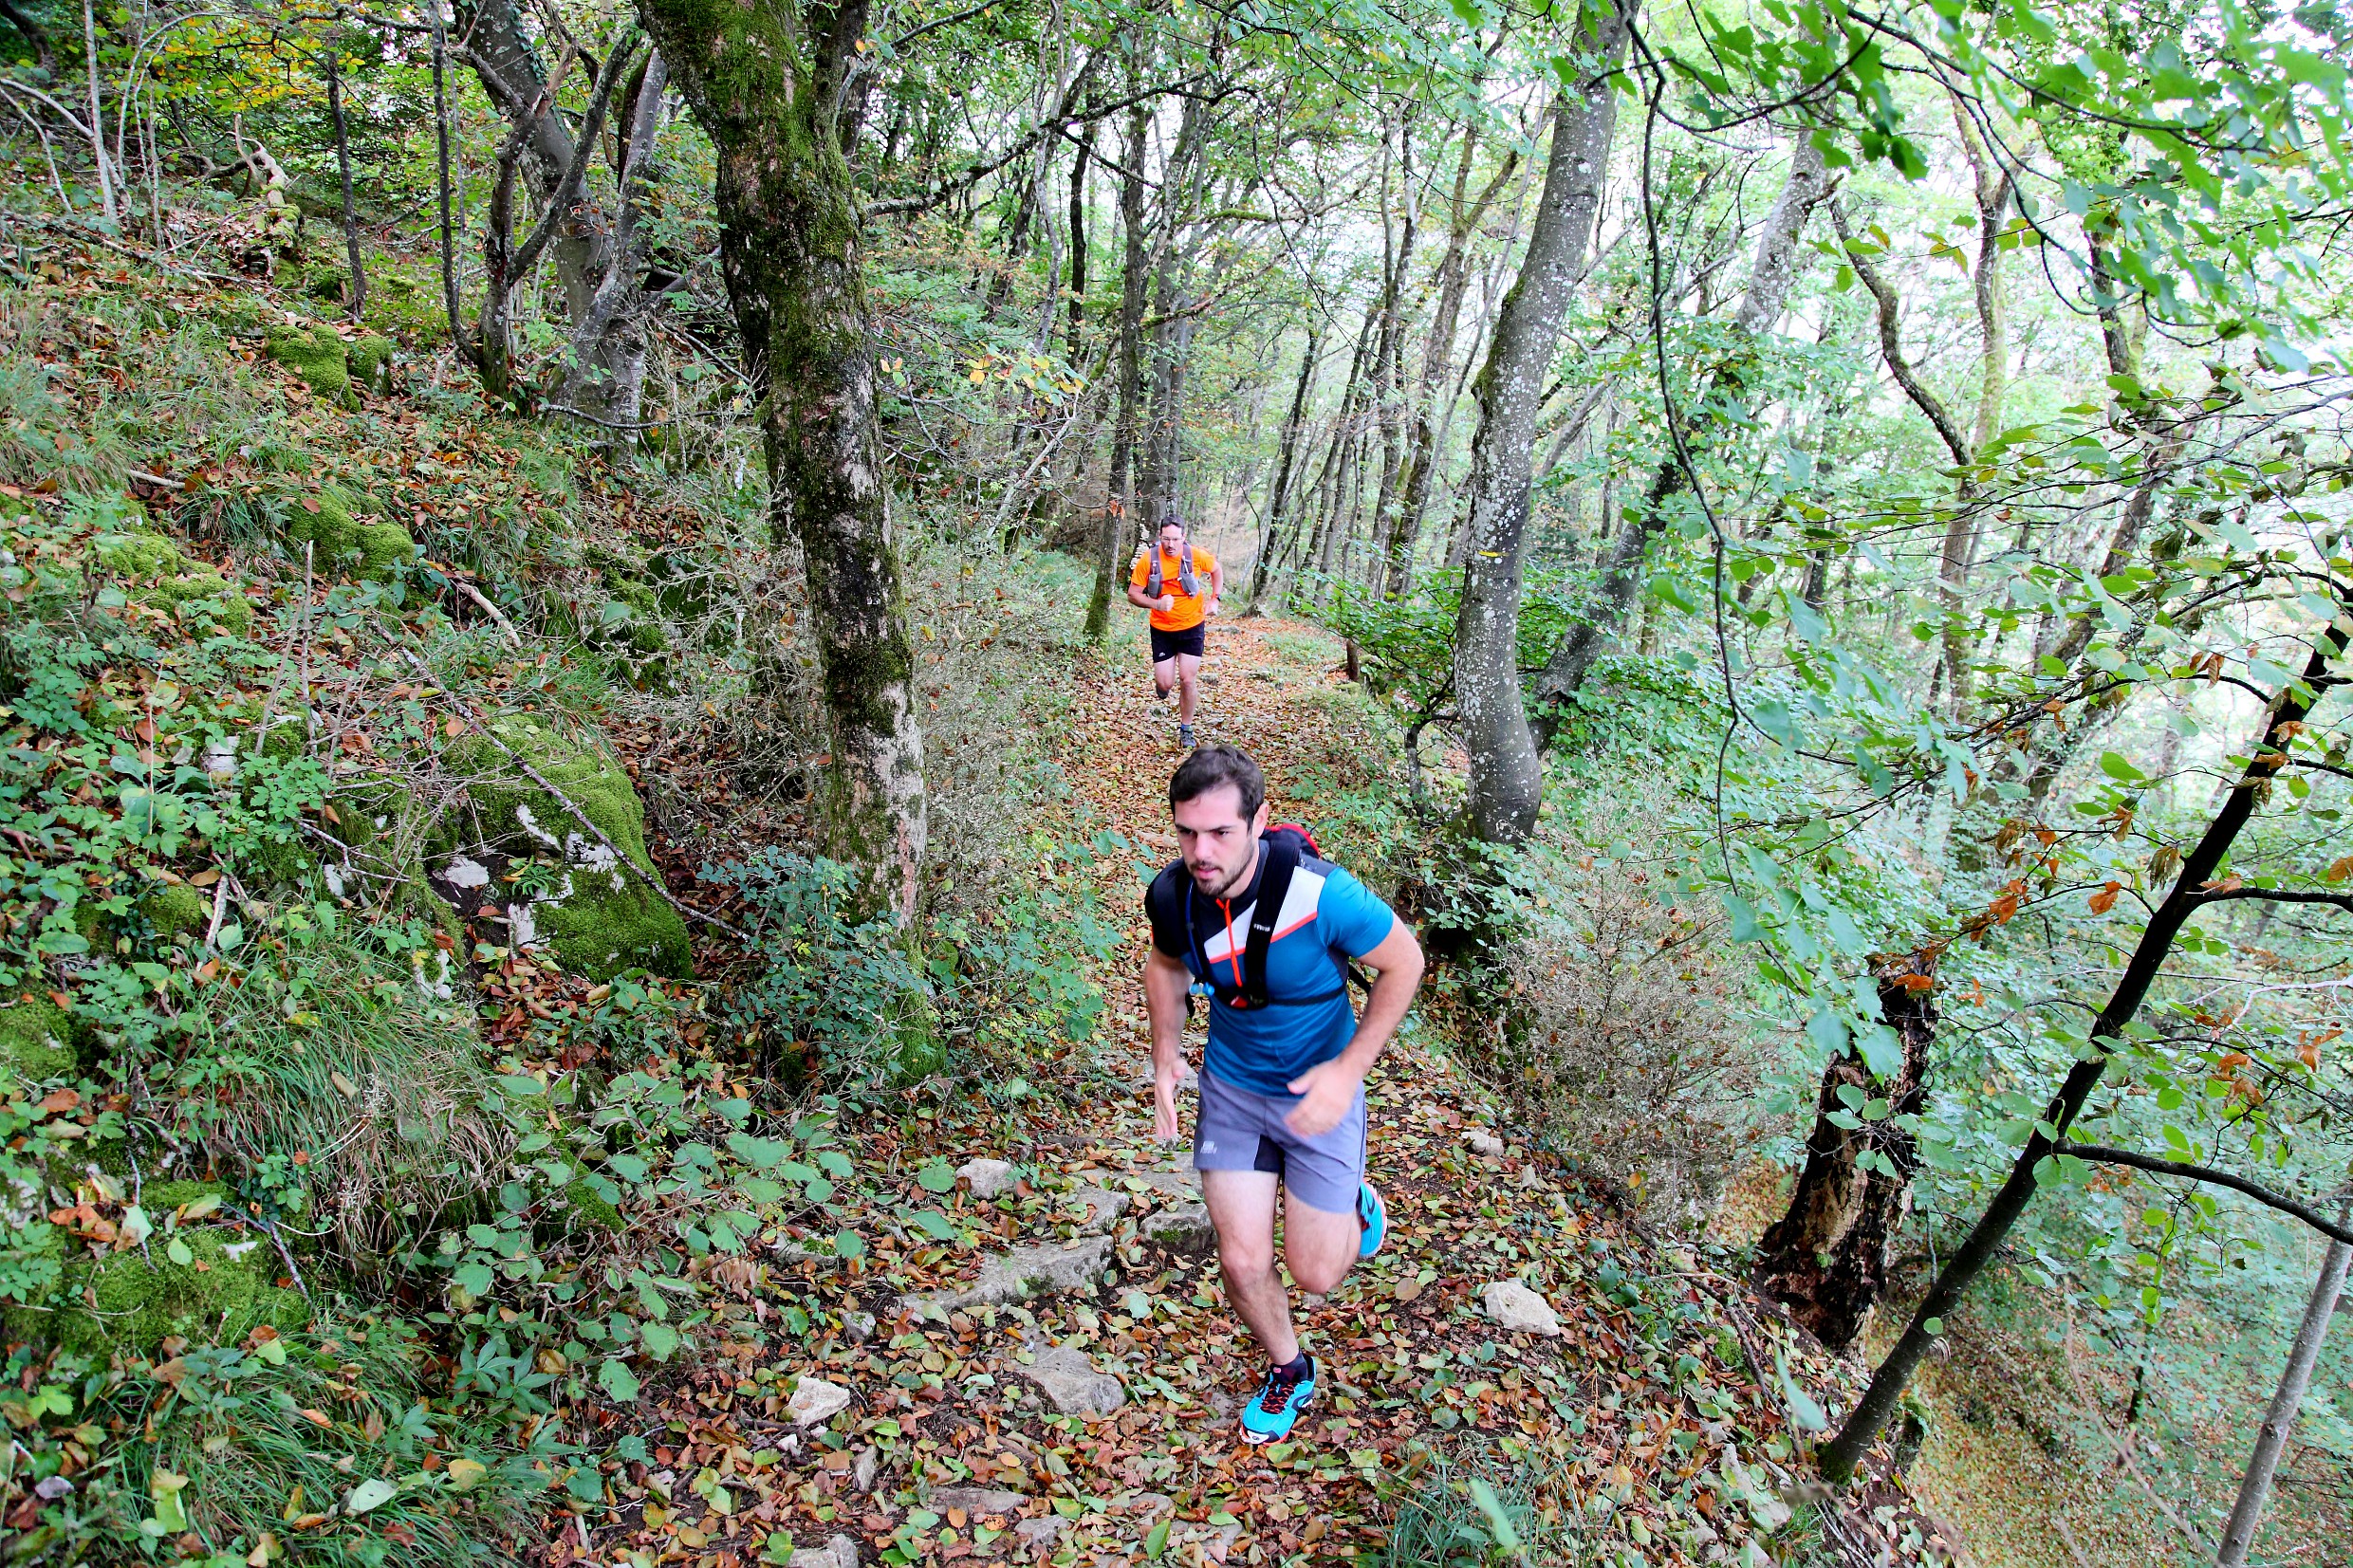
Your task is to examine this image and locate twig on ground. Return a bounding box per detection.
[450,577,523,649]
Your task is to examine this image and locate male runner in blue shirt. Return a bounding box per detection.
[1144,745,1424,1443]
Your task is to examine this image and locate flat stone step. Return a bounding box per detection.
[898,1235,1113,1321]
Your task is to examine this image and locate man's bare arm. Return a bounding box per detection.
[1333,919,1423,1078]
[1145,946,1194,1140]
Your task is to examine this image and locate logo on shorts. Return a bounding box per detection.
[1200,1140,1217,1154]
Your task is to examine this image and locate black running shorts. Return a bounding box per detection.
[1151,624,1206,662]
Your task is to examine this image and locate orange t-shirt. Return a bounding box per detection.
[1131,546,1217,631]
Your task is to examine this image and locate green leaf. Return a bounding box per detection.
[598,1357,640,1401]
[904,1208,958,1241]
[1468,1477,1522,1549]
[1143,1520,1171,1559]
[639,1320,680,1361]
[916,1162,957,1194]
[1805,1007,1848,1058]
[165,1236,194,1266]
[2099,750,2144,783]
[345,1477,398,1514]
[1723,895,1764,943]
[1774,1345,1827,1431]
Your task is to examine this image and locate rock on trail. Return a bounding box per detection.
[1480,1278,1562,1337]
[898,1235,1112,1319]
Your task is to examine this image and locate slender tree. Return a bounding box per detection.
[1530,129,1829,739]
[1819,618,2351,1480]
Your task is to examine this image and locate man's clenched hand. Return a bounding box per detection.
[1284,1058,1361,1137]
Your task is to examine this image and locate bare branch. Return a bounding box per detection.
[2057,1144,2353,1245]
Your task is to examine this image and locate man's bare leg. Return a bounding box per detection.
[1281,1191,1359,1298]
[1176,652,1202,725]
[1203,1170,1298,1364]
[1154,655,1176,704]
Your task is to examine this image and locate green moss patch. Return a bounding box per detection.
[0,997,77,1079]
[92,528,254,632]
[139,882,209,940]
[347,333,395,396]
[286,487,413,581]
[12,1181,306,1356]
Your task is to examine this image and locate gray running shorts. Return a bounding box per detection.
[1193,1066,1365,1214]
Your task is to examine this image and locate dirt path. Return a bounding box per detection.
[576,617,1941,1568]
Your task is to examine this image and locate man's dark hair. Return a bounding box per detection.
[1170,744,1264,821]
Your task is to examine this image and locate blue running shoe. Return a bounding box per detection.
[1239,1355,1316,1445]
[1358,1180,1387,1261]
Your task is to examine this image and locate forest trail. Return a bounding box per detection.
[577,616,1946,1568]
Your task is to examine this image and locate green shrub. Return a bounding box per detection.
[2,1321,547,1564]
[703,849,932,1081]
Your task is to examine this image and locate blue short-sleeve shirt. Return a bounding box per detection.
[1148,841,1399,1097]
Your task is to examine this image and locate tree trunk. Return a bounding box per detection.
[634,0,926,918]
[2215,1204,2352,1565]
[459,0,612,322]
[432,2,465,352]
[1065,121,1088,358]
[324,34,367,323]
[1819,623,2350,1480]
[1449,8,1630,844]
[1933,103,2011,712]
[461,0,664,411]
[1755,950,1937,1351]
[1529,129,1827,740]
[560,49,670,442]
[1249,323,1323,608]
[1083,98,1151,640]
[1391,128,1519,599]
[1366,109,1416,581]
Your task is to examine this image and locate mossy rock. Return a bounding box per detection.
[264,325,352,405]
[92,529,253,633]
[285,489,412,581]
[0,997,77,1081]
[347,335,396,397]
[9,1182,306,1356]
[139,883,208,941]
[442,717,692,982]
[355,519,416,578]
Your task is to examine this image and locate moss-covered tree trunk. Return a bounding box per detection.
[633,0,926,919]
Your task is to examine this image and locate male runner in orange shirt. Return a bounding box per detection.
[1127,516,1221,748]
